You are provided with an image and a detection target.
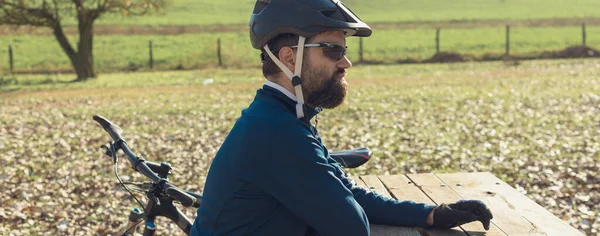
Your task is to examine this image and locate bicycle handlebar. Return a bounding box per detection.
[93,115,124,143]
[93,115,199,208]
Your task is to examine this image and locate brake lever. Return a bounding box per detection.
[101,142,119,164]
[101,144,112,158]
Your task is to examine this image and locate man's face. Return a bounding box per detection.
[301,31,352,109]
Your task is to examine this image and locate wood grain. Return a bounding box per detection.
[435,172,584,236]
[354,176,423,236]
[378,175,468,236]
[406,173,507,236]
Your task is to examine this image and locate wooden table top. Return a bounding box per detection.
[355,172,583,236]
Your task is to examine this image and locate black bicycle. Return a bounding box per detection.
[93,115,373,235]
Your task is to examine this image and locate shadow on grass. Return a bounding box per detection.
[0,75,19,86]
[0,87,21,93]
[0,74,86,89]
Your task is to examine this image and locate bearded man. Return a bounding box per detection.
[191,0,492,235]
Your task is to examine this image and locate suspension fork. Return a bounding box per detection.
[143,215,157,236]
[123,208,144,236]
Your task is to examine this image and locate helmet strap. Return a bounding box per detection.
[263,36,307,119]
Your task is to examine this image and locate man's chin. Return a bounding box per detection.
[320,90,347,109]
[340,77,347,84]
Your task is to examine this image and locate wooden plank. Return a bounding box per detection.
[436,172,584,236]
[406,173,507,236]
[433,172,545,235]
[360,175,394,198]
[378,175,468,236]
[355,176,422,236]
[378,175,435,203]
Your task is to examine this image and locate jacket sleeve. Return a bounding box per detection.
[244,124,370,236]
[319,145,436,226]
[346,177,435,227]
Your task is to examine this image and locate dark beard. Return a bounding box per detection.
[305,69,347,109]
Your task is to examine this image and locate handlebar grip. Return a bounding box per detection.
[161,182,197,207]
[186,191,203,208]
[93,115,124,142]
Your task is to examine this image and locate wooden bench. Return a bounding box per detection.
[354,172,583,236]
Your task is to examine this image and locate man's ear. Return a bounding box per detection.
[278,47,296,74]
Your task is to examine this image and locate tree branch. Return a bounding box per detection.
[0,0,168,80]
[0,0,59,27]
[72,0,83,9]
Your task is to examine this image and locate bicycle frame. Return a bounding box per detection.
[125,194,196,235]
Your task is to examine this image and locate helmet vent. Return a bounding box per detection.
[320,8,348,22]
[320,9,338,18]
[253,0,269,14]
[321,4,358,23]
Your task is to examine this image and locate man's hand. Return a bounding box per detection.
[430,200,493,230]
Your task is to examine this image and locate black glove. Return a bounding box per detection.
[432,200,493,230]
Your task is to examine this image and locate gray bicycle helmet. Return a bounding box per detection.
[249,0,372,49]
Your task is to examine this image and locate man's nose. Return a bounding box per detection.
[338,55,352,69]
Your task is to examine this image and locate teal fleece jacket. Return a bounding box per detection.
[191,84,435,236]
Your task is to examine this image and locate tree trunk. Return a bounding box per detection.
[51,8,97,81]
[73,19,96,80]
[74,13,96,81]
[52,24,77,71]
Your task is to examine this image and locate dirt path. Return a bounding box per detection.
[2,17,599,36]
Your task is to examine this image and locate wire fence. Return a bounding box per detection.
[2,24,599,74]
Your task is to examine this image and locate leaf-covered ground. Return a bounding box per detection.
[1,60,599,235]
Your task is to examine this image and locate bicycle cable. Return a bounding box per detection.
[111,142,147,215]
[124,219,144,235]
[121,182,147,192]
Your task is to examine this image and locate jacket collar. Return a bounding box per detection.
[262,82,321,122]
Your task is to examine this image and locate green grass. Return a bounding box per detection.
[80,0,600,26]
[0,32,253,72]
[0,67,266,92]
[1,26,599,73]
[1,60,599,235]
[1,58,598,92]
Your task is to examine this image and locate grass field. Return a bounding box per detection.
[77,0,600,26]
[1,59,599,234]
[1,26,599,73]
[2,0,600,234]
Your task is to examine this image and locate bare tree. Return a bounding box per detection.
[0,0,166,80]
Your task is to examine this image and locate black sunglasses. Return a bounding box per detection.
[290,43,348,61]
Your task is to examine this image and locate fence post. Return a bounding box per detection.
[582,23,587,46]
[435,28,440,54]
[149,40,154,69]
[505,25,510,56]
[359,37,364,63]
[8,45,14,74]
[217,38,222,67]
